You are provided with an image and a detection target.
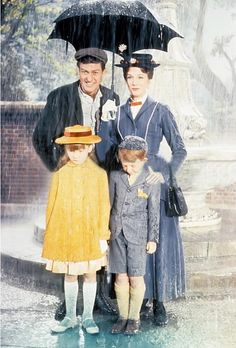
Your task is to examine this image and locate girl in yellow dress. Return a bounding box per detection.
[42,125,110,334]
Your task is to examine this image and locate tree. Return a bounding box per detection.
[1,0,74,101]
[192,0,235,106]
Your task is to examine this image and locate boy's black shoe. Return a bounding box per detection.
[124,319,140,335]
[153,300,168,326]
[111,318,127,334]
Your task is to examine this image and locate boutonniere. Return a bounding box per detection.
[101,99,117,122]
[137,188,149,199]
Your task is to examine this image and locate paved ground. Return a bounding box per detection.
[1,211,236,347]
[1,279,236,348]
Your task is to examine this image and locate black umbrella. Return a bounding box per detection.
[48,0,182,89]
[49,0,182,53]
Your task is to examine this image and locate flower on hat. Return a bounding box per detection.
[118,44,127,53]
[130,58,137,64]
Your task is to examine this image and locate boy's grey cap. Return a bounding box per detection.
[75,48,108,64]
[119,135,148,151]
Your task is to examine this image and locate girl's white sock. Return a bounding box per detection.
[82,281,97,321]
[64,279,78,321]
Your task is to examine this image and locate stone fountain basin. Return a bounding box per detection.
[178,145,236,191]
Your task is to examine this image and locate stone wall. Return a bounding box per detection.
[1,101,235,215]
[1,102,50,213]
[206,183,236,209]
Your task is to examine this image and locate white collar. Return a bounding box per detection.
[130,93,148,106]
[78,84,102,102]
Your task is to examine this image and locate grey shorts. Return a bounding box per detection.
[108,231,147,276]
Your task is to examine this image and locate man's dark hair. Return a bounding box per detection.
[77,56,106,71]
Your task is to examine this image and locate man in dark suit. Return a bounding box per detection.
[33,47,119,172]
[33,48,119,319]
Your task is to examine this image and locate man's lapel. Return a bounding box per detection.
[73,80,83,124]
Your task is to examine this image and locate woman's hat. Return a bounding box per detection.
[115,53,159,69]
[55,125,101,145]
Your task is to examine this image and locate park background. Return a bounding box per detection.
[1,1,236,347]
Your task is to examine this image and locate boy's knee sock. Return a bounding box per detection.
[64,279,78,321]
[128,282,146,320]
[115,282,130,319]
[82,281,97,321]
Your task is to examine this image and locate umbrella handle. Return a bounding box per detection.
[111,51,115,94]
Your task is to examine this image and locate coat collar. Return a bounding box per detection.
[122,96,157,122]
[120,163,150,188]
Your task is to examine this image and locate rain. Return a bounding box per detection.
[1,0,236,347]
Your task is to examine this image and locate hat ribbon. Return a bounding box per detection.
[64,130,92,137]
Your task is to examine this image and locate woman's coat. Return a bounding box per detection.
[115,96,187,301]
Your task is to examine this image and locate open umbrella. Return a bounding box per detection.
[48,0,182,89]
[49,0,181,54]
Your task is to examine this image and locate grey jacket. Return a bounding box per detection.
[109,164,160,245]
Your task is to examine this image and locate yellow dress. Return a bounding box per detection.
[42,157,110,275]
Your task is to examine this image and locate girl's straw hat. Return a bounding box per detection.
[55,125,101,145]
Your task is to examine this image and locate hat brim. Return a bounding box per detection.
[55,135,101,145]
[115,63,160,68]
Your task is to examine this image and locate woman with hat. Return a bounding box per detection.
[42,125,110,334]
[114,53,187,326]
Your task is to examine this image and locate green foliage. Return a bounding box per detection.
[1,0,75,101]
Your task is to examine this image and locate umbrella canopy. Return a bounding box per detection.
[48,0,182,55]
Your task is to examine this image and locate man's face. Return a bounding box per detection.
[78,63,104,98]
[65,144,92,165]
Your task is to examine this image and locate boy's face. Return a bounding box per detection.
[120,158,146,176]
[65,144,93,165]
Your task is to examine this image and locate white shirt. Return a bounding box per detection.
[130,94,148,119]
[78,85,102,132]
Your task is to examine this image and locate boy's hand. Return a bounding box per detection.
[146,166,164,184]
[146,241,157,254]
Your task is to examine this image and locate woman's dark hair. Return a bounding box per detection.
[77,56,106,71]
[123,66,154,80]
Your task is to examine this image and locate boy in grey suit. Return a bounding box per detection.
[109,136,160,335]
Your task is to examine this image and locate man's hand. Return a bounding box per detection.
[146,241,157,254]
[146,166,164,185]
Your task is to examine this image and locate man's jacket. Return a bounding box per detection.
[32,81,119,171]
